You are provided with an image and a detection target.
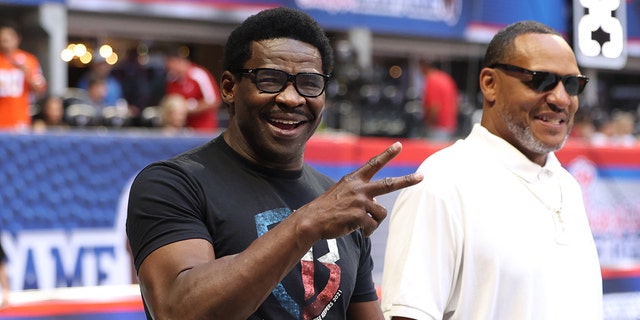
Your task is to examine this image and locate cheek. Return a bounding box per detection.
[569,98,580,114]
[309,98,326,117]
[502,91,539,115]
[234,94,267,122]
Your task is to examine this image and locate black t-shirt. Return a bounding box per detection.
[127,136,378,319]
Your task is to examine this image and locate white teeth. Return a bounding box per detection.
[272,119,300,125]
[539,116,562,124]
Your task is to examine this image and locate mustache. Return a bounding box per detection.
[268,108,314,120]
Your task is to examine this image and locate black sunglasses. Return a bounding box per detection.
[490,63,589,96]
[240,68,330,98]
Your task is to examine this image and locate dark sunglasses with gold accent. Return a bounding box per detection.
[240,68,331,98]
[490,63,589,96]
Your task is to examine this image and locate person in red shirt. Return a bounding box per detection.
[419,59,458,141]
[0,22,47,130]
[164,47,221,132]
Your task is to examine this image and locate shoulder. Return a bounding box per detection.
[411,139,488,196]
[135,139,222,182]
[16,50,41,66]
[556,165,582,192]
[418,140,468,173]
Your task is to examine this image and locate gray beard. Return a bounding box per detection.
[503,113,569,156]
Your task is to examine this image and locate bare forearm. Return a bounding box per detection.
[144,211,318,319]
[140,142,423,319]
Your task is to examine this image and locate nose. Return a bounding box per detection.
[546,81,573,110]
[275,82,306,107]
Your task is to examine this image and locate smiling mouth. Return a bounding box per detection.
[535,115,565,125]
[269,118,305,130]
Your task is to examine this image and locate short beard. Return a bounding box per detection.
[503,112,569,155]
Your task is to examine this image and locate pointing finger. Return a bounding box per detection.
[367,171,424,198]
[349,142,403,182]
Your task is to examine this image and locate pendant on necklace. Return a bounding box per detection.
[513,172,569,245]
[553,209,569,245]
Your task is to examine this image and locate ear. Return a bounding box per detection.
[479,67,497,104]
[220,71,236,115]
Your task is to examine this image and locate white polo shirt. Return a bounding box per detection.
[381,124,603,320]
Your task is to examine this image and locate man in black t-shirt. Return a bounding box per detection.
[126,7,423,320]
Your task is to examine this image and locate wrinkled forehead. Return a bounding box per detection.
[248,38,323,69]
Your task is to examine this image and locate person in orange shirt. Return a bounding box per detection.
[0,21,47,130]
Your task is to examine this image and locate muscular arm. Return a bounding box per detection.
[135,142,423,319]
[139,214,318,319]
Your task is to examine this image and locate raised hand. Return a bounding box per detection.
[296,141,423,239]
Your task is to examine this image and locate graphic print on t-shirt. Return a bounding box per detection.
[0,69,25,97]
[255,208,341,319]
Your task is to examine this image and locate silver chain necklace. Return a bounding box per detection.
[516,174,563,221]
[512,171,569,244]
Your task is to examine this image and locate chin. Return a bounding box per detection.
[516,127,566,155]
[535,135,569,154]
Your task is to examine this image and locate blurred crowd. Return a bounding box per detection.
[28,44,222,136]
[1,21,222,136]
[2,21,639,146]
[570,107,639,147]
[25,54,640,147]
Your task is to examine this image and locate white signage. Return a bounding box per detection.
[573,0,628,69]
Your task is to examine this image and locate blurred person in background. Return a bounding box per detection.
[591,115,615,146]
[86,76,108,110]
[0,21,47,131]
[32,95,68,132]
[418,59,458,141]
[158,93,190,135]
[77,54,125,107]
[382,21,602,319]
[77,55,135,128]
[609,110,637,147]
[114,47,154,124]
[568,108,596,142]
[164,45,222,132]
[0,240,9,308]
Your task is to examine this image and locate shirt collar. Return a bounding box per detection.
[467,124,563,183]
